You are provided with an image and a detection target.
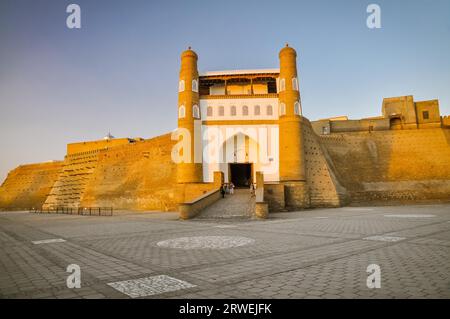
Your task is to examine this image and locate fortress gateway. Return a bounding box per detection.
[1,45,449,216]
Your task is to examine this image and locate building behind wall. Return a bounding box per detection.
[311,95,443,135]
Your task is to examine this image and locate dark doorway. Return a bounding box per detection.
[390,117,402,130]
[229,163,252,188]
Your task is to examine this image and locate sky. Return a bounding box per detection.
[0,0,449,181]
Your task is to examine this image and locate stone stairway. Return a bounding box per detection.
[196,189,255,219]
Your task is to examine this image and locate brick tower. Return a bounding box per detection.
[176,48,203,184]
[278,44,309,208]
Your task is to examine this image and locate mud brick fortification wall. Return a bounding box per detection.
[43,149,103,209]
[0,134,221,212]
[319,128,450,204]
[263,119,349,212]
[79,133,218,211]
[443,116,450,127]
[1,127,449,211]
[78,134,180,211]
[0,161,63,210]
[302,119,349,207]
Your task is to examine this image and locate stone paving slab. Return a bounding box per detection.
[0,204,449,299]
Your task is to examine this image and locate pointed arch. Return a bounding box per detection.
[178,105,186,118]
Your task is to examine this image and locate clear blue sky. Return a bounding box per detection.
[1,0,449,181]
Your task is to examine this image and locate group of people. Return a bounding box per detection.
[220,182,235,198]
[219,181,256,198]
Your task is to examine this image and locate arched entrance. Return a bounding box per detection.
[220,132,259,186]
[389,117,402,130]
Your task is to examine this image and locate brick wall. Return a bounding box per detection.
[303,119,349,207]
[0,161,63,210]
[80,133,180,211]
[319,128,450,204]
[43,149,103,209]
[264,183,285,212]
[442,116,450,127]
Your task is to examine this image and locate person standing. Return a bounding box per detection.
[250,183,255,197]
[220,184,226,198]
[229,182,235,195]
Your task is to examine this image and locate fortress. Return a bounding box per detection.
[1,45,450,216]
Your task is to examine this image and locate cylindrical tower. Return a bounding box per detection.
[277,44,309,209]
[278,44,306,182]
[177,48,203,183]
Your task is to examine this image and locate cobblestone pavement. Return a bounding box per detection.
[0,204,449,299]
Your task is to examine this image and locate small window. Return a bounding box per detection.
[292,78,299,91]
[266,105,273,116]
[422,111,429,120]
[230,105,237,116]
[178,105,185,118]
[219,106,225,116]
[294,101,301,115]
[279,78,285,92]
[254,105,260,116]
[192,105,200,119]
[178,80,185,92]
[242,105,249,116]
[207,106,213,117]
[279,103,286,116]
[192,79,198,92]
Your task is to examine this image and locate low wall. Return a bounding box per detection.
[264,183,285,212]
[178,189,221,220]
[255,202,269,219]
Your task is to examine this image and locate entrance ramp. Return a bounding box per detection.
[195,189,255,219]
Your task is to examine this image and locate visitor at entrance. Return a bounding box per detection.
[229,182,235,194]
[250,183,255,197]
[220,184,226,198]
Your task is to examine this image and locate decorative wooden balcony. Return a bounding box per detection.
[200,93,279,100]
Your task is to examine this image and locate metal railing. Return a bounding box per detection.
[30,206,113,216]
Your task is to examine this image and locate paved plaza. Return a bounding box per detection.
[0,204,449,299]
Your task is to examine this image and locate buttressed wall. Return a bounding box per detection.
[0,161,63,210]
[302,119,349,207]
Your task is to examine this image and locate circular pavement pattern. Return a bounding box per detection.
[156,236,255,249]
